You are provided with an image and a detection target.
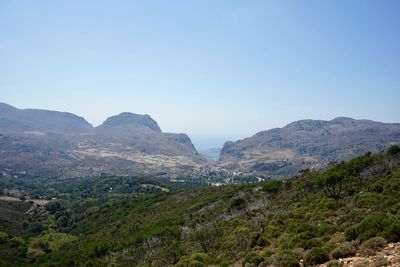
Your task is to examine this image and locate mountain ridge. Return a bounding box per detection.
[218,117,400,177]
[0,102,204,178]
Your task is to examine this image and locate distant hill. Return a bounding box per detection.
[0,102,92,134]
[218,117,400,176]
[0,103,205,178]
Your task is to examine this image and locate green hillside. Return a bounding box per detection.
[1,145,400,266]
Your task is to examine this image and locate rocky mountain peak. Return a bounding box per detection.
[284,119,328,131]
[99,112,161,132]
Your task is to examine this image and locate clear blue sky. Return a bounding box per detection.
[1,1,399,149]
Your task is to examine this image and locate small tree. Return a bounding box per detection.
[262,180,282,194]
[315,163,347,199]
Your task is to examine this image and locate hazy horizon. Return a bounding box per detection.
[1,1,400,149]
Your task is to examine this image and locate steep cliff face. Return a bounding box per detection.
[218,117,400,176]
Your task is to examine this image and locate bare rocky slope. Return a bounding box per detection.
[218,117,400,177]
[0,102,205,178]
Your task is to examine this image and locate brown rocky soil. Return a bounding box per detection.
[320,243,400,267]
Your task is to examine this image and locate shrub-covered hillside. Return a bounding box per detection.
[1,145,400,266]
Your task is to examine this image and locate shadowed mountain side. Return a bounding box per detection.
[0,102,92,135]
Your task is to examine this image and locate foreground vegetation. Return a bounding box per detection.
[1,145,400,266]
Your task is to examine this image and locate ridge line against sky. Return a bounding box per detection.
[1,0,399,149]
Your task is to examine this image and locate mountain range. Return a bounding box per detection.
[219,117,400,177]
[1,102,400,179]
[0,102,205,178]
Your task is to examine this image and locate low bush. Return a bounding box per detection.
[383,221,400,242]
[0,232,9,244]
[262,180,282,194]
[190,253,208,264]
[231,198,246,209]
[331,242,356,259]
[360,237,387,251]
[273,251,300,267]
[317,198,340,210]
[372,256,389,267]
[383,179,400,197]
[303,247,329,266]
[242,252,264,266]
[344,212,399,242]
[317,223,340,236]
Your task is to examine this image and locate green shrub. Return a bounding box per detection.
[290,222,314,234]
[190,253,208,264]
[383,178,400,198]
[7,237,24,247]
[28,222,44,234]
[263,224,281,238]
[217,260,233,267]
[175,256,190,267]
[242,252,264,266]
[250,232,270,247]
[188,260,204,267]
[372,256,389,267]
[344,212,398,242]
[84,242,109,258]
[45,201,62,214]
[0,232,9,245]
[322,243,336,254]
[383,221,400,242]
[355,193,385,208]
[390,202,400,215]
[360,237,387,251]
[231,198,246,209]
[317,223,340,236]
[303,247,329,266]
[30,239,50,253]
[387,144,400,155]
[274,251,300,267]
[262,180,282,194]
[331,242,356,259]
[344,226,357,241]
[368,180,384,193]
[304,239,323,250]
[317,198,340,210]
[280,232,319,249]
